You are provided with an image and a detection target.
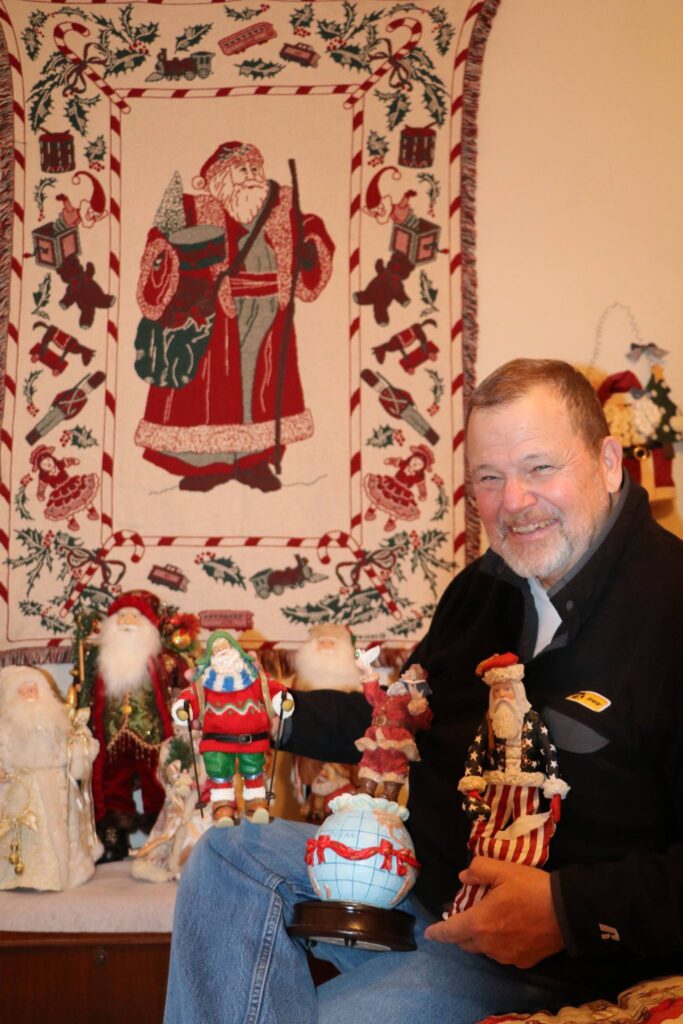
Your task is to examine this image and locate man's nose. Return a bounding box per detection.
[501,476,536,512]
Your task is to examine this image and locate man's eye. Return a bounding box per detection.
[531,464,553,474]
[476,474,502,486]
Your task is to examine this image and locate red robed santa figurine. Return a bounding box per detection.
[355,651,433,802]
[449,652,569,915]
[172,631,292,826]
[86,590,184,862]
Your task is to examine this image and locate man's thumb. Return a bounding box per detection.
[459,855,501,886]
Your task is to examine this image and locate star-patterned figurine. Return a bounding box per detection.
[448,652,569,915]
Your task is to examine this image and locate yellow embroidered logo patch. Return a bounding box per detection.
[566,691,611,712]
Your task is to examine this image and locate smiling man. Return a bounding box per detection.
[164,359,683,1024]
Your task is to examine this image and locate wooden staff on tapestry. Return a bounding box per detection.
[274,158,303,475]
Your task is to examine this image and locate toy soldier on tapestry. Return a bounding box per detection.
[0,666,102,890]
[449,653,569,915]
[172,630,293,826]
[133,141,335,493]
[79,589,185,861]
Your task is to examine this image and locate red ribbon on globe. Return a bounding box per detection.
[305,834,420,876]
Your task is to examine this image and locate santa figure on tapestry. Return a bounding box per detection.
[363,443,435,531]
[0,666,102,891]
[133,141,335,494]
[30,444,99,532]
[79,590,183,862]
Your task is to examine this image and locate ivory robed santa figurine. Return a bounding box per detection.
[449,652,569,915]
[81,589,184,862]
[0,666,102,890]
[172,631,293,826]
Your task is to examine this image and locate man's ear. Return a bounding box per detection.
[600,436,623,493]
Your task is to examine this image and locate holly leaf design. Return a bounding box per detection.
[291,4,314,30]
[434,22,455,56]
[367,424,398,448]
[28,82,55,133]
[419,270,438,316]
[236,58,284,79]
[33,176,57,216]
[176,24,213,52]
[107,48,146,77]
[375,87,411,131]
[283,587,388,627]
[67,426,99,449]
[13,485,33,522]
[200,556,247,588]
[8,529,55,595]
[366,130,389,162]
[23,369,42,405]
[389,603,436,638]
[329,44,368,72]
[31,274,51,319]
[85,135,107,164]
[65,93,101,136]
[19,599,70,634]
[224,6,264,21]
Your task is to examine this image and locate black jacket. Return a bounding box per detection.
[284,480,683,995]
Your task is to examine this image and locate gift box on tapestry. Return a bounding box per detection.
[391,215,441,266]
[32,219,80,270]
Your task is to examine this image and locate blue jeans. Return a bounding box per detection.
[164,818,597,1024]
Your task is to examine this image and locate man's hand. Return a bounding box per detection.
[424,857,565,968]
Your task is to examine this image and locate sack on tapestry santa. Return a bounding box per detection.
[133,172,225,389]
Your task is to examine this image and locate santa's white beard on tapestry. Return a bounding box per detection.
[97,615,162,696]
[209,167,269,225]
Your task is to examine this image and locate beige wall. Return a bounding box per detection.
[475,0,683,538]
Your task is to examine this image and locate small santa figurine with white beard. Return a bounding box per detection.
[85,590,181,861]
[0,666,101,890]
[172,631,293,827]
[290,624,363,823]
[449,653,569,915]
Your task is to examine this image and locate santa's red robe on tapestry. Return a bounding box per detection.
[133,141,334,494]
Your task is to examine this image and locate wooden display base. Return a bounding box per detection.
[288,899,416,952]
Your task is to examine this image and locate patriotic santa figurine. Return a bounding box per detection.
[449,653,569,916]
[172,631,292,827]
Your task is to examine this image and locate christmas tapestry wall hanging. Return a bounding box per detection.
[0,0,499,662]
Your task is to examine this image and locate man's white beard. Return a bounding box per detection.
[491,699,524,741]
[0,692,70,770]
[295,639,361,691]
[97,615,161,697]
[225,181,269,225]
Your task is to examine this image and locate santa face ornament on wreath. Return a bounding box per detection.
[288,646,433,952]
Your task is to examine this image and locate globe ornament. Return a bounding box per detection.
[288,792,420,951]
